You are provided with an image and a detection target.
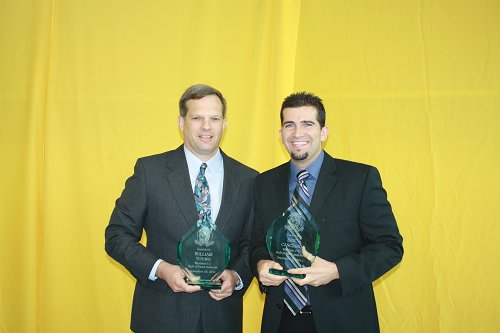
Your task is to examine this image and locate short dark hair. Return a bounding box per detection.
[280,92,326,128]
[179,84,226,117]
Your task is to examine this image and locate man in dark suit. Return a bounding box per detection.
[105,84,257,333]
[250,92,403,333]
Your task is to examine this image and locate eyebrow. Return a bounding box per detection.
[189,113,222,118]
[283,120,316,125]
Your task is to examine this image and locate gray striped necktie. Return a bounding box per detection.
[283,170,311,315]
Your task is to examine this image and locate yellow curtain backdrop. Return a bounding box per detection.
[1,0,499,332]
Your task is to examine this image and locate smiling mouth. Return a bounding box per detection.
[292,141,308,148]
[199,134,213,141]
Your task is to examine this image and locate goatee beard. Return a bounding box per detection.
[291,152,309,161]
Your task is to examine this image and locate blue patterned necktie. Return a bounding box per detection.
[194,163,214,228]
[284,170,311,315]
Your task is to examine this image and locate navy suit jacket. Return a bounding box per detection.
[250,152,403,333]
[106,145,257,333]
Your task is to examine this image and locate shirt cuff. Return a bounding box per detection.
[148,259,164,281]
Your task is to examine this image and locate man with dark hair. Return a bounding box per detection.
[106,84,257,333]
[251,92,403,333]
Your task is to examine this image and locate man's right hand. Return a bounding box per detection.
[257,260,288,286]
[156,261,201,293]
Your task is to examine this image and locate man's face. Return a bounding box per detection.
[280,106,328,168]
[178,94,226,161]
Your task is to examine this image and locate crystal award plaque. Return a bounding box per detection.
[177,224,230,290]
[266,202,320,279]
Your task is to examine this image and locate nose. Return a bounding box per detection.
[293,126,303,137]
[201,118,211,130]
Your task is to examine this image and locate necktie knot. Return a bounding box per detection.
[297,170,310,182]
[200,163,207,175]
[296,170,310,199]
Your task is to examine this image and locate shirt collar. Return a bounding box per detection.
[290,150,324,180]
[184,147,223,175]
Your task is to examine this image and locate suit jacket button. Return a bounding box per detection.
[276,304,282,310]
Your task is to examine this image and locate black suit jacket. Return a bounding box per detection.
[250,152,403,333]
[105,145,258,333]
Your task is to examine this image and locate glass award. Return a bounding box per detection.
[177,224,231,290]
[266,202,320,279]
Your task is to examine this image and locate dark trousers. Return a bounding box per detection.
[195,312,204,333]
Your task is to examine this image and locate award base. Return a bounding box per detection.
[269,268,305,279]
[185,278,223,290]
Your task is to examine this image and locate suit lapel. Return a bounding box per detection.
[166,146,199,228]
[215,153,239,230]
[275,163,291,214]
[310,153,338,217]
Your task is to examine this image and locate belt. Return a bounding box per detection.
[299,305,313,314]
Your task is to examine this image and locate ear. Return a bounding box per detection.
[223,118,227,131]
[320,126,329,142]
[178,116,184,132]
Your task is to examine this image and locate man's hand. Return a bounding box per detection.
[257,260,288,286]
[209,269,239,301]
[288,256,339,287]
[155,261,201,293]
